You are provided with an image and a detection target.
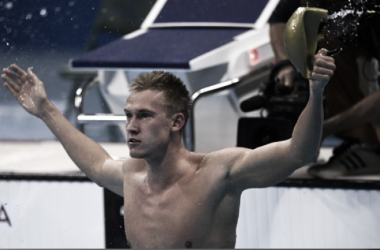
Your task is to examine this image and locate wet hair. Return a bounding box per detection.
[130,71,193,129]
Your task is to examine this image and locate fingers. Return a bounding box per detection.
[284,75,294,88]
[27,67,37,82]
[318,48,328,56]
[1,64,33,100]
[313,49,336,78]
[312,65,335,77]
[309,50,336,88]
[315,49,336,67]
[315,55,335,68]
[311,71,331,82]
[311,61,335,81]
[276,66,297,88]
[10,64,28,81]
[1,72,21,92]
[2,67,25,87]
[3,80,20,100]
[2,64,35,86]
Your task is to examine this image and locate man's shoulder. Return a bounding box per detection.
[199,147,249,167]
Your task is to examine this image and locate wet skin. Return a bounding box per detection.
[2,55,335,248]
[122,152,241,248]
[122,91,240,248]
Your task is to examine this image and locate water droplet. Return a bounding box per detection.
[6,42,9,46]
[55,7,61,12]
[25,13,32,20]
[69,1,75,7]
[40,8,47,17]
[5,2,13,10]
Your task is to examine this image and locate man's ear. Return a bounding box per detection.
[172,113,185,132]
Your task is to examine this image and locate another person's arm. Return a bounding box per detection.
[223,49,335,190]
[2,65,124,196]
[322,90,380,141]
[268,0,299,88]
[270,22,289,62]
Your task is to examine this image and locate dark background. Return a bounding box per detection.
[0,0,155,141]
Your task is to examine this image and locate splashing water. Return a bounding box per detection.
[324,8,362,42]
[40,9,48,17]
[327,9,363,20]
[5,2,13,10]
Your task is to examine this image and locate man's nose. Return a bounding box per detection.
[126,117,139,134]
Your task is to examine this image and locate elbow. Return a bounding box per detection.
[293,149,319,168]
[89,174,104,188]
[289,143,319,169]
[92,174,104,187]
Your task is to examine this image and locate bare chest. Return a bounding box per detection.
[122,171,237,248]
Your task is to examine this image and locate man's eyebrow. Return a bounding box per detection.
[138,109,154,113]
[123,108,155,113]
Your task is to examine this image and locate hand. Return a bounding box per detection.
[309,49,336,94]
[2,64,49,118]
[275,65,297,90]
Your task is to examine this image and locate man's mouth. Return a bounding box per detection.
[128,138,141,143]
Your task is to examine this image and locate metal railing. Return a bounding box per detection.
[188,65,271,151]
[74,64,271,150]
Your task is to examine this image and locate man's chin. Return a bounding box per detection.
[129,151,144,159]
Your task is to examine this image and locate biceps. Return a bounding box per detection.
[230,140,297,188]
[100,159,124,197]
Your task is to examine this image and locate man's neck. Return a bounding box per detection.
[144,143,191,192]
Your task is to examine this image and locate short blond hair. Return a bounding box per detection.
[130,71,192,129]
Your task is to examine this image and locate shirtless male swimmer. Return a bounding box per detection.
[2,49,335,248]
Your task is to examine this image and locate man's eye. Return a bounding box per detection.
[141,113,150,119]
[125,113,132,119]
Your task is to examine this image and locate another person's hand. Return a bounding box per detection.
[2,64,49,118]
[275,65,298,90]
[309,49,336,94]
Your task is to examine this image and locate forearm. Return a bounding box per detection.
[270,23,289,62]
[40,101,111,184]
[290,87,324,164]
[324,91,380,137]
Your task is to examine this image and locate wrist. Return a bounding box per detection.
[38,100,56,120]
[309,79,326,96]
[309,86,325,100]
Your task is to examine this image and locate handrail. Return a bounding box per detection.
[188,65,271,151]
[74,64,271,148]
[74,76,99,114]
[77,114,126,124]
[74,76,126,132]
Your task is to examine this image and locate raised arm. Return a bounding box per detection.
[2,64,124,196]
[226,49,335,191]
[270,23,298,89]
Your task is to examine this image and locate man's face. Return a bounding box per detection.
[124,90,173,159]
